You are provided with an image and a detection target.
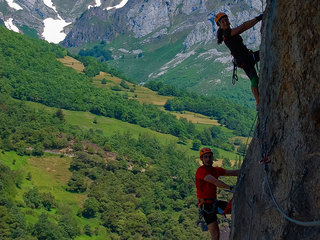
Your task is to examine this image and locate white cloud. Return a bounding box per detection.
[4,18,19,32]
[5,0,23,11]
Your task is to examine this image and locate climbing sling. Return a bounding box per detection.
[197,198,233,231]
[232,59,239,85]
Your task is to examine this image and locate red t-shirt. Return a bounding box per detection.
[195,165,226,199]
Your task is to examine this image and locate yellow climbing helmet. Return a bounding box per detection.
[215,12,227,26]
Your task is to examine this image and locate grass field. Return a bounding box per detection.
[55,56,244,162]
[172,111,220,125]
[0,150,107,239]
[57,56,85,73]
[58,56,235,126]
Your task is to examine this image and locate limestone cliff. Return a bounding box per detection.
[231,0,320,239]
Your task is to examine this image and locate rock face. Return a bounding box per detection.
[231,1,320,239]
[62,0,263,48]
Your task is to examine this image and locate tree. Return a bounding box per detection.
[32,143,44,156]
[191,140,201,151]
[23,188,41,209]
[72,141,83,152]
[82,197,99,218]
[178,135,188,145]
[55,109,64,122]
[33,213,63,240]
[93,117,98,124]
[26,172,32,181]
[0,206,12,240]
[83,224,92,236]
[58,213,80,239]
[41,192,55,211]
[66,173,87,193]
[120,80,129,89]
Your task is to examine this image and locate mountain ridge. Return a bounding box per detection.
[0,0,265,105]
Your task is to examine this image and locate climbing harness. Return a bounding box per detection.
[231,51,260,85]
[197,198,217,231]
[232,59,239,85]
[197,209,208,231]
[197,198,233,231]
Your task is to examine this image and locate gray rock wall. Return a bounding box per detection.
[231,1,320,239]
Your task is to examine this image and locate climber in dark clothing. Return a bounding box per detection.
[215,12,263,107]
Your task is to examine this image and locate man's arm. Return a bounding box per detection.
[204,174,232,190]
[224,170,240,176]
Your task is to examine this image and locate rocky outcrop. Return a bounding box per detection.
[62,1,135,47]
[0,0,94,37]
[231,1,320,239]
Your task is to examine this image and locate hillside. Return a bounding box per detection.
[0,0,265,106]
[62,0,264,106]
[0,25,247,239]
[231,1,320,239]
[0,95,208,239]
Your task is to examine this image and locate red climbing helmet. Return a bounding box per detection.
[215,12,227,26]
[200,147,213,157]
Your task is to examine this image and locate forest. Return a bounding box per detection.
[0,27,253,150]
[0,93,236,239]
[0,26,241,239]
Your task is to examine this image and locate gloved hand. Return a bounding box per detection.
[225,186,236,193]
[256,14,263,21]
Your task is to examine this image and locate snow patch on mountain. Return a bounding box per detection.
[5,0,22,10]
[88,0,102,9]
[41,0,71,43]
[106,0,129,10]
[4,18,19,32]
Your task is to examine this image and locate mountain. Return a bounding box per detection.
[0,0,122,41]
[0,0,265,107]
[62,0,265,105]
[0,24,240,240]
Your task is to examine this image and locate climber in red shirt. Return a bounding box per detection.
[195,147,239,240]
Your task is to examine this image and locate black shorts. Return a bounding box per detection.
[237,51,260,81]
[201,200,228,225]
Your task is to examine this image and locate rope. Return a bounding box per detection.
[247,196,255,240]
[263,164,320,227]
[263,168,307,212]
[243,113,258,157]
[258,116,320,226]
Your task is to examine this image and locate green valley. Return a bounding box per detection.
[0,26,250,239]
